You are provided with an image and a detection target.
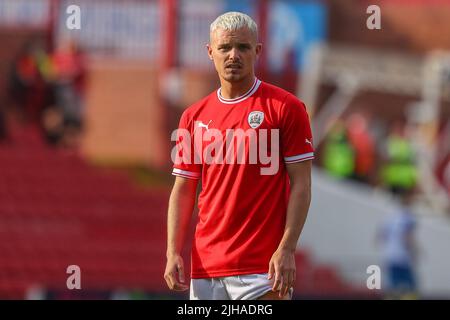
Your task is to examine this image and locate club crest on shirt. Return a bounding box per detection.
[248,111,264,129]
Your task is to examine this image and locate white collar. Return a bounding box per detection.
[217,78,261,104]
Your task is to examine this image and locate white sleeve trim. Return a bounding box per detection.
[284,152,314,163]
[172,168,201,179]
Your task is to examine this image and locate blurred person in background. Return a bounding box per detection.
[321,119,355,180]
[8,40,49,124]
[346,112,376,184]
[379,121,418,196]
[48,39,87,148]
[6,38,74,149]
[165,12,314,300]
[377,192,419,299]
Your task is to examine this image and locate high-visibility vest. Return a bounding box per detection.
[381,135,418,189]
[323,133,355,179]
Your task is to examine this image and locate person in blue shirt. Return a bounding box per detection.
[378,193,419,299]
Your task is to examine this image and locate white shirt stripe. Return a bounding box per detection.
[284,152,315,163]
[172,168,201,178]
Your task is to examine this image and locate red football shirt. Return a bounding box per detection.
[172,78,314,278]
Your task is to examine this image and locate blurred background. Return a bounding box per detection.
[0,0,449,300]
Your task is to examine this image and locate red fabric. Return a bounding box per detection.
[51,50,86,95]
[347,129,375,176]
[17,57,38,81]
[172,79,314,278]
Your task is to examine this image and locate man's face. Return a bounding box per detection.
[207,27,262,83]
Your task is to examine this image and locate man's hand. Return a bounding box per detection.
[268,248,296,298]
[164,254,189,291]
[165,177,198,292]
[267,160,311,299]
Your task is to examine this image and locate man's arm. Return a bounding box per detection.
[268,160,312,298]
[164,176,199,291]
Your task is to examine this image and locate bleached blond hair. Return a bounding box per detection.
[210,12,258,41]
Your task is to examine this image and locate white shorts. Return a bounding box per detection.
[189,273,293,300]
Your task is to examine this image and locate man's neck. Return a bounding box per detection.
[219,76,256,99]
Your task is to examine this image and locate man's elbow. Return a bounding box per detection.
[171,177,199,198]
[291,183,311,201]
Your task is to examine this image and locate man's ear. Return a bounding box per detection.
[206,44,213,60]
[255,43,262,59]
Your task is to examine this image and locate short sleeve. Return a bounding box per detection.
[171,111,202,179]
[280,95,315,164]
